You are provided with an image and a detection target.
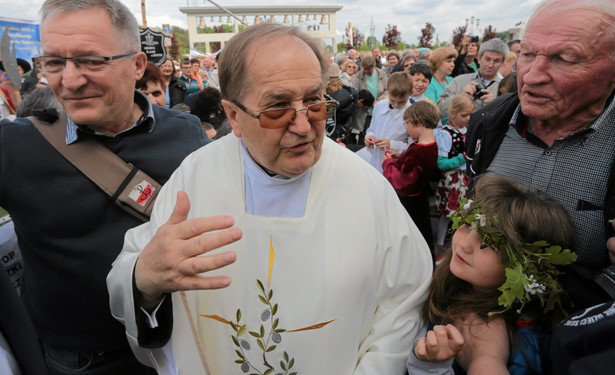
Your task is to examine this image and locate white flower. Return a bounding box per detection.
[463,200,474,211]
[475,213,487,227]
[524,275,546,295]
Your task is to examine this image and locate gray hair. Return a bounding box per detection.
[361,56,376,69]
[478,38,509,58]
[16,87,62,117]
[527,0,615,63]
[40,0,140,51]
[218,24,327,102]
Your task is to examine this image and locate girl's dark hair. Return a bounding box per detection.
[425,175,575,325]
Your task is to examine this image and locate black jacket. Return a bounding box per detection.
[0,269,49,375]
[466,92,615,309]
[168,77,187,108]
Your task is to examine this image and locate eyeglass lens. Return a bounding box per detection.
[259,101,330,129]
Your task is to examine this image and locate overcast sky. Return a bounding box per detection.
[2,0,540,46]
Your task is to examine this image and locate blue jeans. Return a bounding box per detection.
[43,344,156,375]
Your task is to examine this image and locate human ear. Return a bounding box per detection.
[133,52,148,81]
[221,99,242,137]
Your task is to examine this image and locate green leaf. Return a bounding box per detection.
[259,295,269,305]
[235,349,245,360]
[260,325,265,337]
[498,263,527,308]
[281,361,287,370]
[544,244,578,265]
[234,359,245,364]
[264,369,273,375]
[274,328,286,333]
[236,308,242,322]
[289,358,295,368]
[257,338,265,351]
[272,303,278,315]
[266,345,277,352]
[249,330,260,338]
[272,318,279,330]
[268,289,273,300]
[232,335,240,347]
[238,325,247,337]
[283,351,289,362]
[257,279,265,293]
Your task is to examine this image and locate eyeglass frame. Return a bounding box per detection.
[230,94,339,129]
[34,52,137,74]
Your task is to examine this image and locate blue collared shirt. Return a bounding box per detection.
[65,90,155,144]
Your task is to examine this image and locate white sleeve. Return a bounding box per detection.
[354,179,433,374]
[434,129,453,157]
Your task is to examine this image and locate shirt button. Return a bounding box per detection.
[545,150,551,156]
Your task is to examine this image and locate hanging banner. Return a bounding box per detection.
[0,18,41,63]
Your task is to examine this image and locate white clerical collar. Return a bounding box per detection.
[240,140,312,217]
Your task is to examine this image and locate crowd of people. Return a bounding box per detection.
[0,0,614,374]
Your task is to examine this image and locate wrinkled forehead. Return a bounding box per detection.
[243,34,324,85]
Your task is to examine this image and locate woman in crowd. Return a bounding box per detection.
[339,59,358,86]
[159,58,186,108]
[385,51,400,75]
[425,46,458,104]
[452,34,479,77]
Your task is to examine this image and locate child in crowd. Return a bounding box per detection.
[382,101,439,259]
[434,94,474,260]
[406,175,577,375]
[357,71,413,172]
[409,63,436,106]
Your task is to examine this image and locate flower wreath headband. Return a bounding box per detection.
[450,198,578,319]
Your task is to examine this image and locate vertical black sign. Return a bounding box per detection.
[139,28,167,66]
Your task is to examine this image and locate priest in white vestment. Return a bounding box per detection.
[108,23,433,375]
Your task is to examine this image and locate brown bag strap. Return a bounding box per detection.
[28,110,161,222]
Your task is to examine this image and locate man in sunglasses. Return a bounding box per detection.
[109,23,433,374]
[0,0,209,374]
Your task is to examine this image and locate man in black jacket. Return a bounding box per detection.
[466,0,615,311]
[0,1,209,374]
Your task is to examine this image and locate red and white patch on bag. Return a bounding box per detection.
[128,180,156,206]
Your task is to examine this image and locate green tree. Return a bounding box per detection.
[366,35,378,49]
[171,26,189,58]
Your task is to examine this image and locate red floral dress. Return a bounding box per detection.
[435,126,469,217]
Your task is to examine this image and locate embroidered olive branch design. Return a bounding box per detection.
[200,236,335,374]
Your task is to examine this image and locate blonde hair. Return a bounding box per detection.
[341,59,357,73]
[449,93,475,116]
[429,46,458,72]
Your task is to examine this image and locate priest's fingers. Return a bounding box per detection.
[166,190,191,225]
[177,247,237,278]
[175,274,234,292]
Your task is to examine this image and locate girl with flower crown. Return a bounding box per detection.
[407,175,578,375]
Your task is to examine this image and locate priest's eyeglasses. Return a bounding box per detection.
[231,95,339,129]
[35,52,137,75]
